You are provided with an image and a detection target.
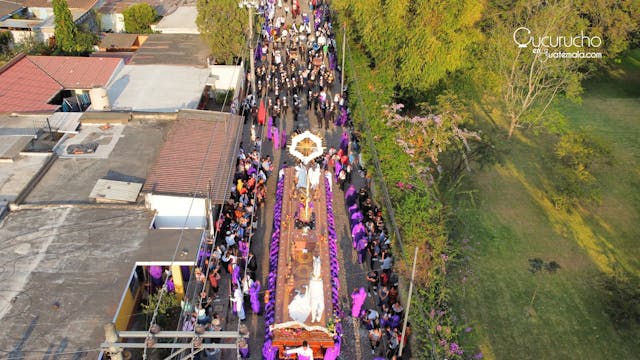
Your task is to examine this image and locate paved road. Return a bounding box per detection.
[222,1,386,359]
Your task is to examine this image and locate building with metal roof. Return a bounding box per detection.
[142,110,242,228]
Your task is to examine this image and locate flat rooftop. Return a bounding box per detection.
[106,64,209,112]
[0,207,201,355]
[153,6,198,34]
[130,34,209,67]
[26,119,171,204]
[0,153,49,206]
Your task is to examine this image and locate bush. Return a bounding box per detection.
[123,3,158,34]
[601,269,640,328]
[549,130,612,208]
[141,291,181,330]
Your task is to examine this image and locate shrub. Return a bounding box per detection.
[123,3,158,34]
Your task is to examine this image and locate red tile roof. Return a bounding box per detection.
[17,0,97,9]
[142,110,243,201]
[28,55,122,89]
[0,54,61,113]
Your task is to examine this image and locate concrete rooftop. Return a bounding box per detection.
[0,208,201,356]
[26,120,171,204]
[106,65,209,112]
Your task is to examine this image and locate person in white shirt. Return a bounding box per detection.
[285,340,313,360]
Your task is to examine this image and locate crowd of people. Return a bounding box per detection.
[142,0,410,359]
[170,142,273,360]
[346,185,411,359]
[246,0,349,135]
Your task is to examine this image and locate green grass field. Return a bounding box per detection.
[454,49,640,359]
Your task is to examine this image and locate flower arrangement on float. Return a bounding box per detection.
[262,173,285,360]
[324,177,344,353]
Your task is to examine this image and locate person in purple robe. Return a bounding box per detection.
[250,280,261,314]
[238,339,250,359]
[345,185,357,206]
[324,340,341,360]
[340,131,349,154]
[267,116,273,140]
[238,240,249,259]
[149,265,164,290]
[232,264,241,286]
[351,287,367,317]
[262,341,277,360]
[356,237,368,264]
[273,127,280,149]
[334,161,342,180]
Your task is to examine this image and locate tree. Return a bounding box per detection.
[53,0,77,53]
[333,0,485,98]
[383,91,481,184]
[123,3,158,34]
[196,0,248,64]
[476,0,640,138]
[0,31,12,54]
[52,0,95,55]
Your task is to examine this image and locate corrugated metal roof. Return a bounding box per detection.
[142,110,242,202]
[0,55,61,114]
[28,55,122,89]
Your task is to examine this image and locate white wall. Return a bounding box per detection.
[9,29,43,43]
[146,194,206,229]
[100,13,124,33]
[208,64,245,94]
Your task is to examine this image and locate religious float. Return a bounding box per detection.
[263,131,342,360]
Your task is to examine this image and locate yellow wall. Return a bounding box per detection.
[115,287,136,331]
[171,265,185,301]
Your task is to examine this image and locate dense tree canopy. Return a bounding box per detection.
[123,3,158,34]
[52,0,96,55]
[333,0,485,96]
[196,0,248,64]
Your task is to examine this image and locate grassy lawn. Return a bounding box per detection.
[454,49,640,359]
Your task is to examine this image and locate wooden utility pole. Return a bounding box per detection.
[104,323,123,360]
[398,247,418,357]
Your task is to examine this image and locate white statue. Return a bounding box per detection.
[309,256,325,323]
[312,256,322,280]
[288,285,310,323]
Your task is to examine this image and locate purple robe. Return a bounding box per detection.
[356,238,368,264]
[273,127,280,149]
[262,341,277,360]
[281,131,287,150]
[351,287,367,317]
[267,116,273,140]
[344,185,357,206]
[232,265,241,285]
[149,265,163,286]
[250,281,261,314]
[239,346,250,358]
[340,131,349,154]
[239,241,249,258]
[335,162,342,181]
[324,343,340,360]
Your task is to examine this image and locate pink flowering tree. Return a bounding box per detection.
[383,92,482,191]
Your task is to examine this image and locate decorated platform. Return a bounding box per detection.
[263,131,342,360]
